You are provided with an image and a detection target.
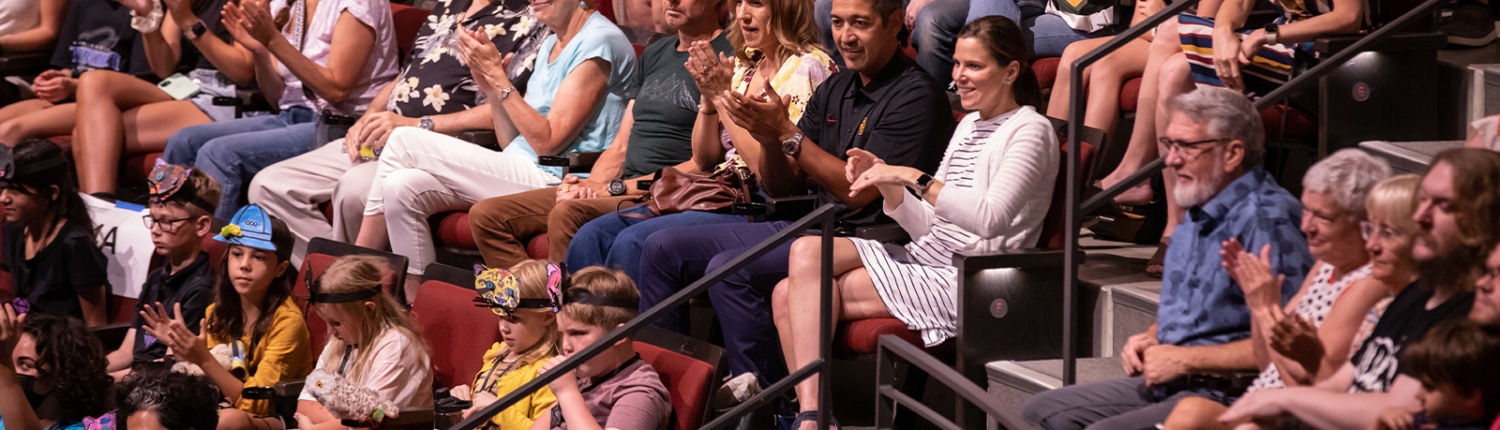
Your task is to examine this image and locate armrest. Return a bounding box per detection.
[384,407,435,429]
[951,248,1088,386]
[1312,31,1446,54]
[537,151,604,169]
[90,322,133,349]
[457,129,502,151]
[765,195,816,221]
[272,379,305,427]
[854,223,910,244]
[0,52,49,76]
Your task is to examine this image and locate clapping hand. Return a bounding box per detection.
[717,79,793,145]
[457,27,513,96]
[1221,239,1284,310]
[139,303,211,366]
[1268,312,1325,373]
[685,40,733,106]
[221,0,269,53]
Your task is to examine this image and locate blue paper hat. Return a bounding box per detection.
[215,204,279,252]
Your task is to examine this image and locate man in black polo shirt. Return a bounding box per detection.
[631,0,952,420]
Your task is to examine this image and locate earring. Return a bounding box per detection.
[579,0,587,8]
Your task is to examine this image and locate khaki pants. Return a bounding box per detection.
[469,187,639,268]
[248,139,377,267]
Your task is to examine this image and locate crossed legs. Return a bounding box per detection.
[73,70,210,194]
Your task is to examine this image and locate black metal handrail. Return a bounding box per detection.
[873,335,1018,430]
[1062,0,1444,386]
[453,204,840,430]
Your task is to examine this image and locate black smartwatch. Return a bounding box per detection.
[185,20,209,40]
[1263,22,1279,45]
[914,173,934,196]
[607,179,626,196]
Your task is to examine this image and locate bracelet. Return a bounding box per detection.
[130,0,166,33]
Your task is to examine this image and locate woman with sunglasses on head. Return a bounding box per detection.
[141,204,313,430]
[454,260,564,429]
[0,139,108,327]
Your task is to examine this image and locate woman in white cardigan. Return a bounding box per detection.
[771,15,1059,429]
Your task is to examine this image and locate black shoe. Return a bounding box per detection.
[1440,0,1497,47]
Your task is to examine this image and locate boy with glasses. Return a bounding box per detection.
[104,162,222,380]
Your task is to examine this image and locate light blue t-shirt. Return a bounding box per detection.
[502,11,637,178]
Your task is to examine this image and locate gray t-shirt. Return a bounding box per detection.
[552,357,670,430]
[618,32,734,179]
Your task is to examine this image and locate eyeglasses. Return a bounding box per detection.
[142,215,194,233]
[1159,138,1227,159]
[1360,221,1404,242]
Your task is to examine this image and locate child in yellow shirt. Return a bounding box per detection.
[455,260,565,429]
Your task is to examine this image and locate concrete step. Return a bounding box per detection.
[986,357,1127,430]
[1358,140,1466,175]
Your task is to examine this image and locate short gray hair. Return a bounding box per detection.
[1303,148,1392,219]
[1165,87,1265,168]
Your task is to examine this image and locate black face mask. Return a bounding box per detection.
[16,374,47,409]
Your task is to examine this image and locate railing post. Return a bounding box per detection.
[818,211,834,430]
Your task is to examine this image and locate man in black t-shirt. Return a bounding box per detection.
[1220,148,1500,429]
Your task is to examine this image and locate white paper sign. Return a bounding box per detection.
[83,194,153,299]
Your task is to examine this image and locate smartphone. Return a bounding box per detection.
[157,73,202,100]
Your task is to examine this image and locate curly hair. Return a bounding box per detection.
[114,370,221,430]
[22,314,111,423]
[1429,149,1500,277]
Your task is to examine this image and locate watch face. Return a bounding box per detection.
[419,117,434,130]
[782,139,798,156]
[608,180,626,196]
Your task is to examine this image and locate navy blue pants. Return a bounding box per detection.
[637,220,795,388]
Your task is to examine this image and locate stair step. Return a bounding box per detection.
[986,357,1127,430]
[1108,284,1160,354]
[1358,140,1465,175]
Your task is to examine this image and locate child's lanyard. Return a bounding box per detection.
[477,355,520,394]
[549,355,642,427]
[337,345,353,376]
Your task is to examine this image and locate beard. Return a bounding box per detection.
[1414,238,1482,292]
[1173,157,1228,208]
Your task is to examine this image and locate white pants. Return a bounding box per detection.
[248,139,378,267]
[365,127,558,275]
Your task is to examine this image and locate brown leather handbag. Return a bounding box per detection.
[641,164,756,216]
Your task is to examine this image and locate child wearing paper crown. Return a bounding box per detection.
[536,266,670,430]
[454,260,563,429]
[140,203,313,430]
[0,139,109,327]
[104,162,222,380]
[294,254,433,429]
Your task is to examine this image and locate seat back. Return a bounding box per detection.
[411,263,499,389]
[305,237,409,303]
[1039,119,1101,250]
[390,4,431,63]
[294,253,338,355]
[633,327,725,430]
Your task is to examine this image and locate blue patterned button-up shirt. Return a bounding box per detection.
[1157,168,1313,347]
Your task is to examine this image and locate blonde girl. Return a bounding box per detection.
[455,259,565,429]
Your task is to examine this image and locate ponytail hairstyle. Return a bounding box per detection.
[956,16,1041,108]
[6,139,93,233]
[312,255,430,383]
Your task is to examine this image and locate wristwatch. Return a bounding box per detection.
[914,173,934,196]
[497,87,515,100]
[607,179,626,196]
[418,116,434,131]
[185,20,209,40]
[780,131,804,157]
[1263,22,1279,45]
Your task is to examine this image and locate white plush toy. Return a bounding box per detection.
[305,368,400,421]
[171,343,233,376]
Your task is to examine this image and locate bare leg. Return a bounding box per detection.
[1047,38,1107,120]
[74,70,208,194]
[1081,38,1150,136]
[217,408,285,430]
[1161,396,1232,430]
[354,213,390,251]
[1156,51,1197,240]
[0,99,53,129]
[776,237,891,429]
[0,102,76,145]
[1100,19,1183,205]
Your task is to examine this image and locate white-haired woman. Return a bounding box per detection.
[1160,148,1397,429]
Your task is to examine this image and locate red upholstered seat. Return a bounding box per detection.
[412,277,499,389]
[1120,77,1143,112]
[432,211,551,260]
[635,341,717,430]
[1034,57,1060,90]
[123,152,163,189]
[836,318,923,355]
[527,234,549,260]
[294,253,338,354]
[390,4,430,60]
[106,295,138,325]
[1260,103,1316,138]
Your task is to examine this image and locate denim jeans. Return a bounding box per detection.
[563,206,746,288]
[163,106,319,220]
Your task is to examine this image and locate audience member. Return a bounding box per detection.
[1045,0,1179,142]
[141,204,312,430]
[564,0,836,295]
[250,0,547,268]
[1372,321,1500,430]
[295,255,433,429]
[351,0,636,297]
[775,15,1055,428]
[1160,150,1395,429]
[537,266,670,430]
[0,140,108,327]
[0,0,67,105]
[0,0,156,143]
[1216,148,1500,429]
[164,0,399,220]
[71,0,263,197]
[104,164,221,380]
[452,260,563,428]
[113,370,223,430]
[1022,87,1313,430]
[467,0,734,272]
[0,309,112,430]
[632,0,951,421]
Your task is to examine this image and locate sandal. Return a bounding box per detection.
[789,411,841,430]
[1146,238,1170,278]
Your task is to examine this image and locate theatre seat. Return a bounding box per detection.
[1034,57,1060,90]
